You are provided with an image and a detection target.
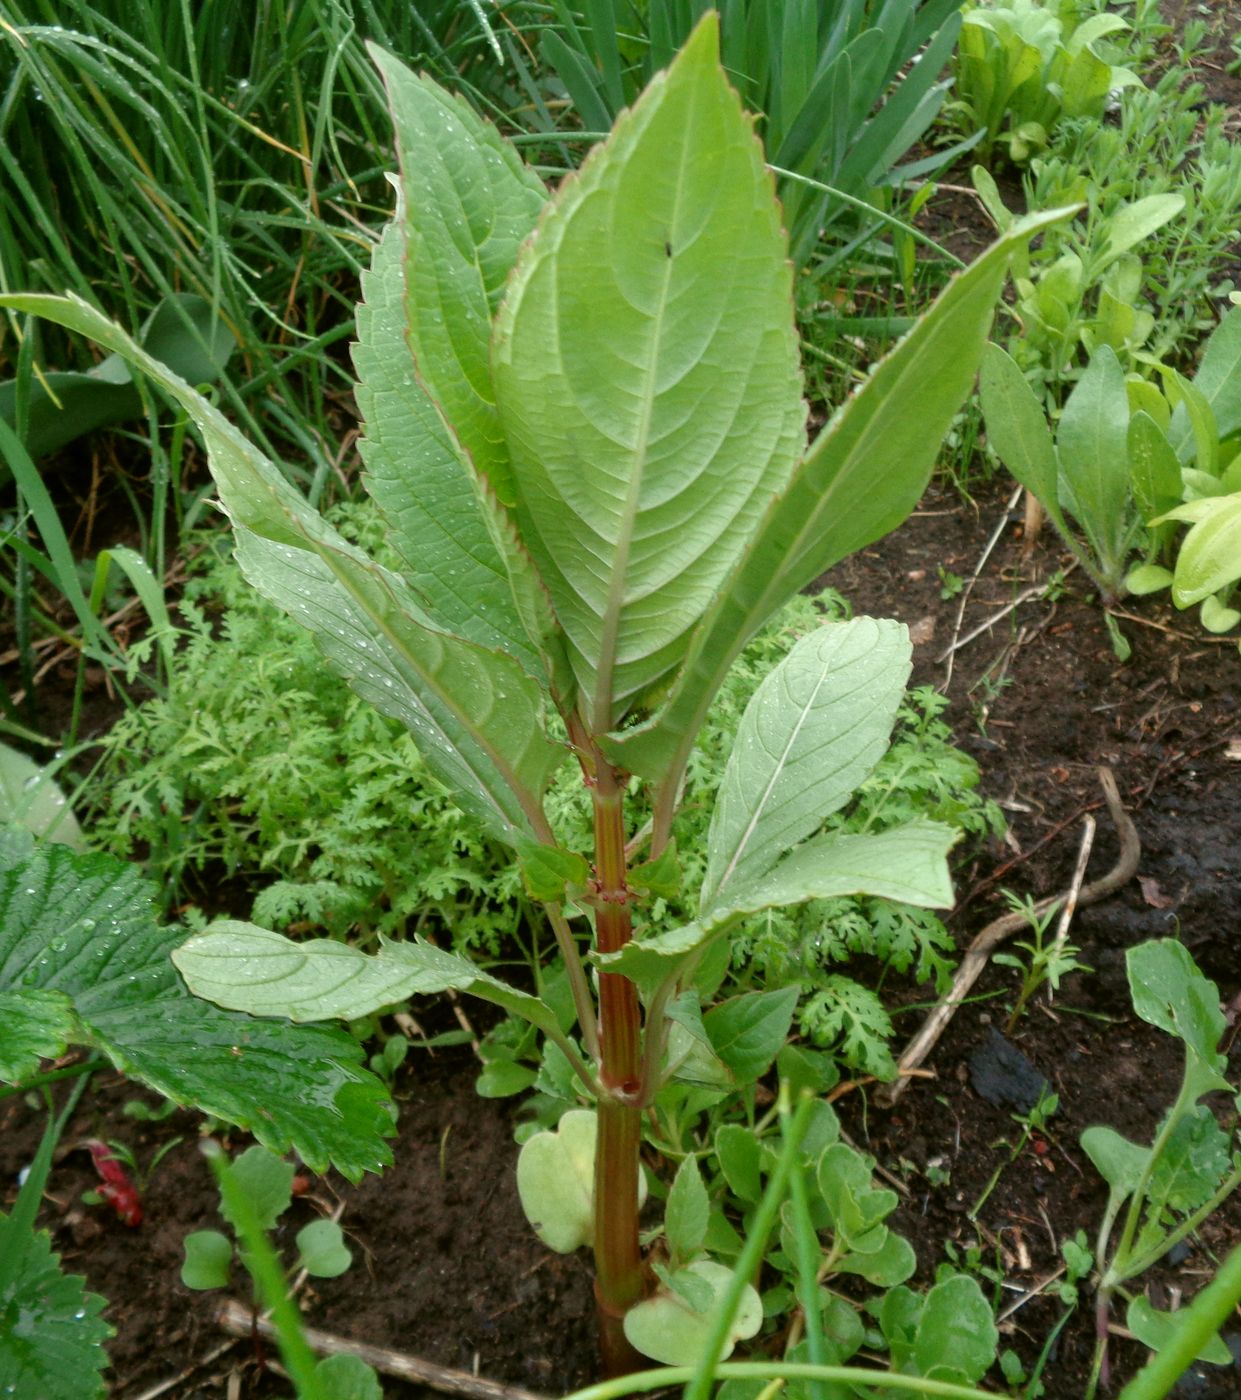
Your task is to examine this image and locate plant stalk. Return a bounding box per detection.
[590,760,645,1374]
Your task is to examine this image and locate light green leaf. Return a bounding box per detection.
[0,744,84,850]
[515,841,590,902]
[0,1217,111,1399]
[1127,1295,1233,1366]
[224,1146,294,1235]
[1127,411,1182,522]
[1169,306,1241,457]
[314,1353,383,1400]
[979,342,1068,529]
[715,1124,764,1205]
[605,207,1076,783]
[913,1274,999,1383]
[0,838,395,1181]
[1126,940,1228,1088]
[1200,594,1241,633]
[1125,564,1174,596]
[173,922,561,1040]
[1081,1126,1149,1207]
[623,1259,762,1366]
[702,618,911,908]
[702,987,800,1086]
[1097,195,1185,273]
[1166,493,1241,607]
[0,292,561,848]
[0,988,74,1083]
[713,820,957,921]
[368,46,546,504]
[666,1155,710,1263]
[837,1229,916,1286]
[181,1230,234,1291]
[1056,345,1134,575]
[493,13,805,729]
[296,1219,353,1279]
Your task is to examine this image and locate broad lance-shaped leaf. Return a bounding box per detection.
[354,57,565,687]
[602,820,956,995]
[0,293,563,847]
[0,834,395,1181]
[604,206,1076,784]
[1168,305,1241,460]
[173,923,562,1040]
[368,45,546,506]
[1055,344,1132,571]
[493,13,806,730]
[702,617,911,911]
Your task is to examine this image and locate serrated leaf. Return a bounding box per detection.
[296,1219,353,1279]
[181,1230,233,1290]
[605,207,1076,784]
[666,1155,709,1263]
[1145,1106,1232,1219]
[0,293,561,849]
[0,988,75,1083]
[703,987,800,1085]
[0,1217,111,1399]
[0,841,395,1181]
[173,922,561,1041]
[493,14,805,729]
[224,1146,294,1234]
[515,841,590,902]
[702,618,911,908]
[623,1259,762,1366]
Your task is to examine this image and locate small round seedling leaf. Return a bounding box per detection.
[912,1274,998,1384]
[516,1109,597,1253]
[181,1230,233,1290]
[623,1260,762,1366]
[314,1352,383,1400]
[296,1220,352,1279]
[223,1146,294,1235]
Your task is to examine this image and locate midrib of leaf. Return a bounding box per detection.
[593,132,691,731]
[713,661,830,900]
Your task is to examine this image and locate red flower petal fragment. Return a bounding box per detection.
[86,1139,143,1227]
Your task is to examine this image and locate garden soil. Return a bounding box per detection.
[4,4,1241,1397]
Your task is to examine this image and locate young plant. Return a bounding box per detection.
[2,17,1064,1371]
[1080,941,1241,1397]
[992,890,1090,1034]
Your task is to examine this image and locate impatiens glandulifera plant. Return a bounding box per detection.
[1,16,1066,1372]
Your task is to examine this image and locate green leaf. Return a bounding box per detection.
[224,1146,294,1234]
[1126,941,1229,1091]
[516,841,590,902]
[605,207,1076,783]
[1081,1126,1149,1207]
[1199,594,1241,633]
[1127,411,1182,522]
[314,1353,384,1400]
[0,839,395,1181]
[1145,1106,1232,1218]
[715,1123,764,1205]
[1126,1294,1233,1367]
[979,342,1062,516]
[0,988,74,1083]
[1125,564,1174,596]
[1056,345,1134,577]
[1097,195,1185,272]
[623,1259,762,1366]
[173,922,562,1041]
[912,1274,999,1383]
[296,1219,353,1279]
[493,13,805,729]
[476,1059,538,1098]
[836,1229,916,1286]
[666,1155,710,1263]
[0,292,562,848]
[713,820,957,920]
[629,840,683,899]
[1166,493,1241,607]
[180,1230,234,1291]
[0,1216,111,1399]
[366,47,546,506]
[0,744,84,850]
[701,618,911,909]
[1169,306,1241,456]
[703,987,800,1085]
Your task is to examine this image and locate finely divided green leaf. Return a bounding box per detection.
[605,207,1075,783]
[702,618,911,909]
[173,923,560,1040]
[493,14,806,729]
[0,843,395,1181]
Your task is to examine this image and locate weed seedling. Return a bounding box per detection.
[993,890,1091,1034]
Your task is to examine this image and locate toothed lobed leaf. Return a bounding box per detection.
[0,835,395,1181]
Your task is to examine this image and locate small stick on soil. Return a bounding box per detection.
[215,1299,553,1400]
[877,768,1139,1109]
[1045,814,1095,1007]
[941,484,1021,689]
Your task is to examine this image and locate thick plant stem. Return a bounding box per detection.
[591,761,645,1374]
